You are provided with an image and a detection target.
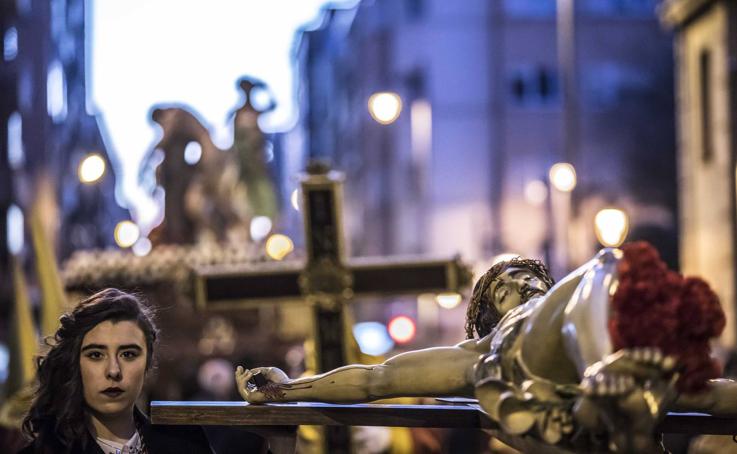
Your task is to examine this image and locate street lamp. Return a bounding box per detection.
[548,163,577,276]
[435,292,462,309]
[594,208,629,247]
[368,92,402,124]
[78,153,106,184]
[549,163,577,192]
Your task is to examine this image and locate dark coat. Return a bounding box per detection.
[17,407,214,454]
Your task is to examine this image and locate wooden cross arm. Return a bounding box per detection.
[194,256,471,310]
[150,401,492,429]
[149,401,737,435]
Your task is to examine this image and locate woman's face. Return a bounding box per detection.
[80,320,148,419]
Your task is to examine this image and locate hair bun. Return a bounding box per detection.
[56,314,75,338]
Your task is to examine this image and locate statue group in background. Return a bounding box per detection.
[237,242,735,453]
[141,77,278,246]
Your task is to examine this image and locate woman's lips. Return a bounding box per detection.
[101,387,124,398]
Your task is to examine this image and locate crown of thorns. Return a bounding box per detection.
[464,257,554,339]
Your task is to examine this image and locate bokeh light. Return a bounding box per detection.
[368,92,402,124]
[594,208,629,247]
[291,189,300,211]
[78,153,106,184]
[132,237,152,256]
[6,204,23,255]
[250,216,273,242]
[549,163,577,192]
[524,179,548,206]
[435,292,462,309]
[184,142,202,165]
[388,315,416,344]
[353,322,394,356]
[114,221,140,248]
[265,233,294,260]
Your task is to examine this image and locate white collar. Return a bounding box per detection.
[95,430,143,454]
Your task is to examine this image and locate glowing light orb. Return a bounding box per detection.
[549,163,576,192]
[388,315,416,344]
[265,234,294,260]
[250,216,272,242]
[78,153,106,184]
[6,204,23,255]
[524,180,548,206]
[184,142,202,165]
[132,237,152,256]
[594,208,629,247]
[368,92,402,125]
[353,322,394,356]
[114,221,140,248]
[435,292,462,309]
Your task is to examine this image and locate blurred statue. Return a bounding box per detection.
[143,107,230,244]
[140,77,278,245]
[237,242,734,453]
[232,78,278,222]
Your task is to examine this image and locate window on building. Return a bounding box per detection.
[404,0,425,21]
[509,65,559,107]
[18,64,33,110]
[50,0,67,41]
[16,0,32,16]
[7,204,24,255]
[47,60,68,122]
[581,62,650,109]
[410,99,431,166]
[699,49,713,164]
[3,27,18,61]
[7,112,24,169]
[504,0,555,17]
[581,0,657,16]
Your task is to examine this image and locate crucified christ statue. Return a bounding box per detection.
[237,242,735,452]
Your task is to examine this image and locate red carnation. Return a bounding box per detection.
[679,277,725,339]
[609,242,725,393]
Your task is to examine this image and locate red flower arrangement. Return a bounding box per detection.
[608,241,725,393]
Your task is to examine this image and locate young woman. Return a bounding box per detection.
[20,288,213,454]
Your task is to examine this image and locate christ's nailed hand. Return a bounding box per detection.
[235,366,290,403]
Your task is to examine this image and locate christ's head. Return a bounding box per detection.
[465,258,554,339]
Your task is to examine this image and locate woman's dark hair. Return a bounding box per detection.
[21,288,158,452]
[465,258,554,339]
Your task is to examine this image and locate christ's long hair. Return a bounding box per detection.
[465,258,554,339]
[21,289,159,453]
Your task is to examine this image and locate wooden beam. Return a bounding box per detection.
[151,401,493,429]
[194,256,470,310]
[150,401,737,435]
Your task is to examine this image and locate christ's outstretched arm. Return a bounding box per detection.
[236,336,490,404]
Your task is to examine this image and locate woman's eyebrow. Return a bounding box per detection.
[81,344,143,352]
[81,344,107,352]
[118,344,143,351]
